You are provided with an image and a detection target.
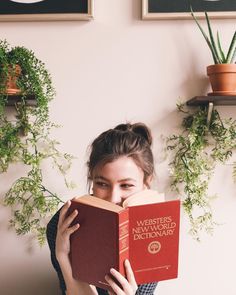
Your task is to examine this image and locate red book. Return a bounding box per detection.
[69,190,180,291]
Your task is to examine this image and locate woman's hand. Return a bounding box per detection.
[55,200,80,261]
[105,259,138,295]
[55,201,98,295]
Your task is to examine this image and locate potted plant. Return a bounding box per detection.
[0,39,55,105]
[0,40,74,245]
[167,103,236,240]
[191,10,236,95]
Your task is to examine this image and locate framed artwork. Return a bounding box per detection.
[142,0,236,20]
[0,0,94,21]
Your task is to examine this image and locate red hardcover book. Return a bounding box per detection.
[69,190,180,290]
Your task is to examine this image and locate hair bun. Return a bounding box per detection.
[114,122,152,146]
[132,123,152,146]
[114,123,132,132]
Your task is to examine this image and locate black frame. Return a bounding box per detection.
[0,0,94,21]
[142,0,236,20]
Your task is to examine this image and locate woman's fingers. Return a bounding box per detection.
[66,222,80,235]
[61,209,79,233]
[124,259,136,285]
[58,200,71,227]
[55,200,80,259]
[58,201,80,234]
[105,260,138,295]
[105,272,124,295]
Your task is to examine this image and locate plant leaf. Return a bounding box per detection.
[226,31,236,63]
[205,12,221,63]
[216,31,226,63]
[190,8,218,64]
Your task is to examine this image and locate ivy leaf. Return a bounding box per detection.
[167,105,236,240]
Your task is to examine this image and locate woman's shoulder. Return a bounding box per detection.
[46,208,61,244]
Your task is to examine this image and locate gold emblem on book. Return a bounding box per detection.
[148,241,161,254]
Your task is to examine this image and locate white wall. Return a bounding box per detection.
[0,1,235,294]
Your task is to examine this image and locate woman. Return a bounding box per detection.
[47,122,158,295]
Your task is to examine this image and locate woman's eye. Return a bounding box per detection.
[121,184,134,189]
[95,182,109,188]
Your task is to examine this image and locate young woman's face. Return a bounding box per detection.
[92,156,149,206]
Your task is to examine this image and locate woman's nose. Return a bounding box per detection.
[110,188,122,205]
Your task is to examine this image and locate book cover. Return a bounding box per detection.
[68,191,180,290]
[128,199,180,284]
[69,197,129,290]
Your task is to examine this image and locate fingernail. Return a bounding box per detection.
[110,268,115,274]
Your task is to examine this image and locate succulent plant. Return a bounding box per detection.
[191,9,236,64]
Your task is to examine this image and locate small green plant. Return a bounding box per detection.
[167,103,236,240]
[191,9,236,64]
[0,40,74,245]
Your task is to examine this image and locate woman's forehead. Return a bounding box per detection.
[93,157,144,181]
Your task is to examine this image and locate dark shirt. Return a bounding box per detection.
[46,210,158,295]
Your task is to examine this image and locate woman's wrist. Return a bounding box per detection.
[56,251,70,265]
[57,253,78,290]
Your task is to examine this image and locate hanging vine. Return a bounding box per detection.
[167,103,236,240]
[0,40,75,245]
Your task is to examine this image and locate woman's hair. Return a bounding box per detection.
[87,122,154,189]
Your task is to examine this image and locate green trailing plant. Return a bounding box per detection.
[191,8,236,64]
[0,40,74,245]
[167,103,236,240]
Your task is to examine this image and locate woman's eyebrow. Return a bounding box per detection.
[94,176,136,182]
[118,178,137,183]
[94,176,109,181]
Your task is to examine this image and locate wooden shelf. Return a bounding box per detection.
[186,96,236,106]
[5,95,36,106]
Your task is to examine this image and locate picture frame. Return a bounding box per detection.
[0,0,94,21]
[142,0,236,20]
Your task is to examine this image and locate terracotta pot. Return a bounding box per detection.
[5,64,22,95]
[207,64,236,96]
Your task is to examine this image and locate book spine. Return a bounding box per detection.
[118,209,129,277]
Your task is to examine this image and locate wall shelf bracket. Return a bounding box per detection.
[206,102,214,128]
